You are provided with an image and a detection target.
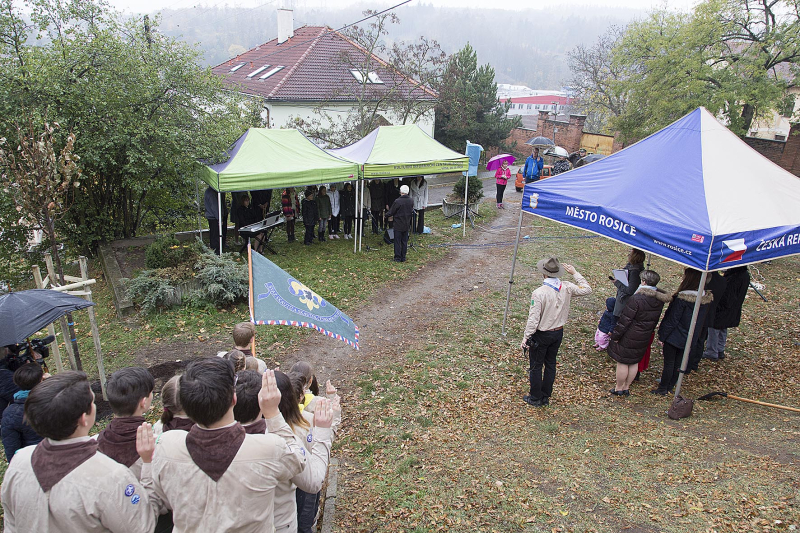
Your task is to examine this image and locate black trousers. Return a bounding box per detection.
[371,209,384,232]
[394,230,409,261]
[303,224,315,244]
[415,207,425,233]
[330,215,340,234]
[657,342,683,392]
[343,216,353,235]
[496,183,506,203]
[207,218,219,254]
[528,329,564,402]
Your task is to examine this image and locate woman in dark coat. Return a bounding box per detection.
[611,248,646,317]
[706,266,750,360]
[609,270,672,396]
[652,268,713,395]
[339,182,356,239]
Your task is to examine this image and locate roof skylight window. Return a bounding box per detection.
[247,65,271,78]
[259,66,285,80]
[350,70,384,84]
[230,62,246,72]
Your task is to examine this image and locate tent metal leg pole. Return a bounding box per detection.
[195,178,202,237]
[673,270,707,399]
[353,179,359,254]
[217,192,223,255]
[502,204,526,336]
[462,174,469,237]
[359,178,365,252]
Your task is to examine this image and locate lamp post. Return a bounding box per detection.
[550,103,559,146]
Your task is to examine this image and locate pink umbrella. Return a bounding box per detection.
[486,153,515,171]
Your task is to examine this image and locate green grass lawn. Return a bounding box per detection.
[32,205,493,378]
[334,218,800,532]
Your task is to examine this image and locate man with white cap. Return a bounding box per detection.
[386,184,414,262]
[521,257,592,407]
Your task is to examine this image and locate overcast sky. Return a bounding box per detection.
[106,0,696,16]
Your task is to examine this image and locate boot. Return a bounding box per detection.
[318,231,325,242]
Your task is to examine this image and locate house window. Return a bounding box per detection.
[350,70,384,84]
[259,66,285,80]
[527,104,532,109]
[247,65,270,78]
[230,62,246,72]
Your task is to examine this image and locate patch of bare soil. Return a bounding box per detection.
[278,202,520,389]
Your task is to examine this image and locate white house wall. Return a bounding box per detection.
[263,102,435,139]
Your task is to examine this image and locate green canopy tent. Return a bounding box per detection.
[198,128,359,253]
[328,124,469,252]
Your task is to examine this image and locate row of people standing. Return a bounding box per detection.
[599,249,750,397]
[367,176,428,235]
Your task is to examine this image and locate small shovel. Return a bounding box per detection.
[697,391,800,413]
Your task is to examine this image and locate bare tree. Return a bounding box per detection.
[567,25,629,134]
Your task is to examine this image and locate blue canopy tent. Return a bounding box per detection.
[503,107,800,399]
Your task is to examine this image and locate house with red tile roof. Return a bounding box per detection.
[211,17,437,141]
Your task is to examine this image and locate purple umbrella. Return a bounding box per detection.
[486,153,515,171]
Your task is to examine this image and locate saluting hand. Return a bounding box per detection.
[563,263,577,275]
[313,398,334,429]
[136,422,156,464]
[258,369,282,419]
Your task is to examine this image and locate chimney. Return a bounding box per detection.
[277,0,294,44]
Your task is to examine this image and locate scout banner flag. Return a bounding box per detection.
[248,246,359,349]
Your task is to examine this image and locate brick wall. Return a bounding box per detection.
[493,113,590,160]
[535,112,587,154]
[743,136,784,164]
[744,123,800,177]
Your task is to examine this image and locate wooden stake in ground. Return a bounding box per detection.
[80,256,108,400]
[31,265,65,373]
[44,253,80,370]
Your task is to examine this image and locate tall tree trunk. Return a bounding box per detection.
[741,103,755,133]
[47,215,83,370]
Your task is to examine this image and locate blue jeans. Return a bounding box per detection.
[296,489,320,533]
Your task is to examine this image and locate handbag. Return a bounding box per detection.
[667,395,694,420]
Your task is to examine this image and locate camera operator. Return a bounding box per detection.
[0,349,19,420]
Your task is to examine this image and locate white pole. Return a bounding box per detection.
[502,202,527,336]
[673,271,707,398]
[353,178,359,254]
[217,191,223,255]
[462,173,469,237]
[359,176,366,252]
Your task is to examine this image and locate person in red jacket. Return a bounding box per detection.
[495,160,511,209]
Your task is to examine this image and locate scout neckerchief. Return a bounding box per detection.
[542,278,562,292]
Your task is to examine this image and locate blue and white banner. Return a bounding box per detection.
[250,249,359,349]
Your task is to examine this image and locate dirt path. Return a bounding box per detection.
[278,191,524,388]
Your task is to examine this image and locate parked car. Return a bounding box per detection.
[515,165,553,192]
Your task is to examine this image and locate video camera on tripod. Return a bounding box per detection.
[4,335,55,372]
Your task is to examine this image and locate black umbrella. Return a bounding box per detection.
[525,136,555,148]
[576,153,606,167]
[0,289,95,346]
